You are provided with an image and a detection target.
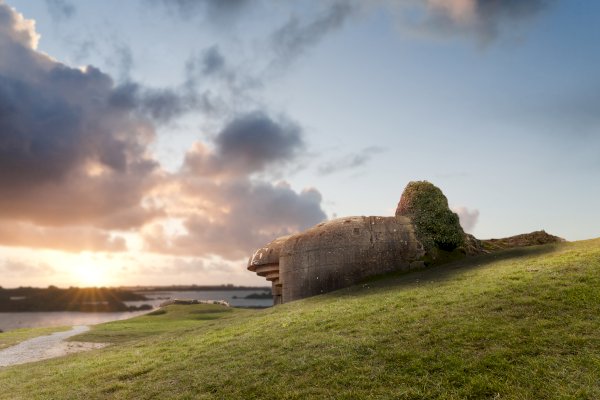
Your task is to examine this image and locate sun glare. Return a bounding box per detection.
[74,256,109,287]
[76,266,103,287]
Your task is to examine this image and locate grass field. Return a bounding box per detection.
[1,238,599,399]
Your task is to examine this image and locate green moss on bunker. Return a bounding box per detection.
[396,180,465,253]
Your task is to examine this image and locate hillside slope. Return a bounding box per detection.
[1,239,600,399]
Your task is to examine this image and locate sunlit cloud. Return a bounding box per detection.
[452,206,480,234]
[0,2,40,49]
[0,223,126,253]
[137,110,326,260]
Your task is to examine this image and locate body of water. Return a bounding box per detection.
[0,290,272,332]
[125,290,273,309]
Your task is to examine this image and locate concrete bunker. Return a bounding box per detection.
[248,181,563,304]
[249,215,431,304]
[248,181,459,304]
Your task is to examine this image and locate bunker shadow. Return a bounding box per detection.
[326,243,562,300]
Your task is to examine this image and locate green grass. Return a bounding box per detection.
[1,239,600,399]
[69,304,242,344]
[0,326,71,350]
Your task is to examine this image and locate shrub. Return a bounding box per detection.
[396,181,465,252]
[148,309,167,316]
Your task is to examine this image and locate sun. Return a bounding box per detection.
[73,255,110,287]
[76,265,106,287]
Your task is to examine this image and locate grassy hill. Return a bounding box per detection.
[1,239,600,399]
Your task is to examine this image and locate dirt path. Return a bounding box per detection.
[0,326,107,367]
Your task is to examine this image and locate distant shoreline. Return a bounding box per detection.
[0,287,152,313]
[121,285,272,292]
[1,285,271,291]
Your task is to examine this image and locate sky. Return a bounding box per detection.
[0,0,599,288]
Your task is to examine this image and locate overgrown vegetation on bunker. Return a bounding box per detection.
[396,181,465,252]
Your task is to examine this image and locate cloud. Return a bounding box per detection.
[184,111,304,177]
[0,3,162,229]
[150,3,356,122]
[0,259,55,278]
[151,0,251,23]
[183,45,264,120]
[0,223,126,253]
[270,1,354,68]
[318,146,385,175]
[144,180,326,260]
[199,45,226,76]
[45,0,75,22]
[409,0,554,43]
[140,257,236,276]
[452,206,480,233]
[109,81,198,124]
[144,110,325,260]
[0,3,325,262]
[215,112,304,171]
[108,47,236,124]
[106,43,134,81]
[67,38,96,62]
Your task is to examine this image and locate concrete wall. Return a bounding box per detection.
[248,216,426,304]
[278,216,425,303]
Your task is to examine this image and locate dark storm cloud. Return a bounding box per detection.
[215,112,304,171]
[270,1,354,67]
[45,0,75,22]
[0,3,162,230]
[184,111,304,177]
[318,146,385,175]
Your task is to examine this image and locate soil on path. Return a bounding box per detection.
[0,325,107,367]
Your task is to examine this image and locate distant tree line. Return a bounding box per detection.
[0,287,152,312]
[232,291,272,299]
[123,284,271,292]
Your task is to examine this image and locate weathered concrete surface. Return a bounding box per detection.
[248,216,426,304]
[248,235,289,305]
[279,216,425,302]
